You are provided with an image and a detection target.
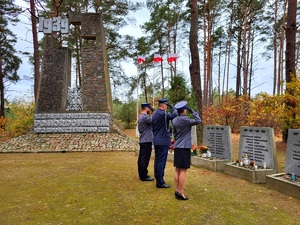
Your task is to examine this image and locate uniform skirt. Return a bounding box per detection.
[174,148,191,169]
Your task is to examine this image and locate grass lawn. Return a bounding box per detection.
[1,150,300,225]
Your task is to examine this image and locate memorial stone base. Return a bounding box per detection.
[191,156,230,172]
[224,162,276,183]
[266,173,300,200]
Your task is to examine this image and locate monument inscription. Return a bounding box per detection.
[239,126,277,169]
[34,13,113,134]
[285,129,300,176]
[203,125,232,160]
[34,113,110,133]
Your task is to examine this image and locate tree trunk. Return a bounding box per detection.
[224,11,233,101]
[203,0,207,106]
[236,22,242,98]
[189,0,203,140]
[286,0,297,84]
[242,4,248,96]
[0,55,4,118]
[273,0,278,95]
[278,0,287,94]
[30,0,40,103]
[283,0,297,141]
[207,0,213,106]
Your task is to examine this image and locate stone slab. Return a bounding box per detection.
[34,113,111,133]
[203,125,233,160]
[224,162,276,183]
[266,173,300,200]
[239,126,277,171]
[191,156,230,172]
[191,126,197,146]
[285,129,300,176]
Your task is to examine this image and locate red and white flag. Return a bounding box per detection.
[137,55,145,64]
[167,53,178,63]
[153,54,163,63]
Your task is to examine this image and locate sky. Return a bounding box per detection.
[8,0,275,102]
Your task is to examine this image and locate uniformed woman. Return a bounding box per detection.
[172,101,201,200]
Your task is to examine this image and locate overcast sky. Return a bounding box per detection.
[8,0,274,102]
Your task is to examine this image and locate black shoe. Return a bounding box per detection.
[177,193,188,200]
[175,191,180,199]
[156,183,171,188]
[141,176,154,181]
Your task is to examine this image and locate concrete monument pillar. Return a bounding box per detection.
[34,13,113,133]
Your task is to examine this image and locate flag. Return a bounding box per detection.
[153,54,163,63]
[167,53,178,63]
[137,55,145,64]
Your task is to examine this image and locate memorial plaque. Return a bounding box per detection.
[239,126,277,169]
[285,129,300,176]
[203,125,232,160]
[34,113,111,133]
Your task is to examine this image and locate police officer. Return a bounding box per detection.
[138,103,155,181]
[152,98,177,188]
[172,101,201,200]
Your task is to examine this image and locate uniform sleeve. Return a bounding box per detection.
[185,112,201,126]
[166,109,178,120]
[144,115,152,124]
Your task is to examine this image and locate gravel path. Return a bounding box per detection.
[0,130,139,153]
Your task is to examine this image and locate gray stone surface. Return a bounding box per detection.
[35,13,112,134]
[285,129,300,176]
[35,35,71,113]
[0,131,138,153]
[239,126,277,170]
[225,162,276,183]
[34,113,111,133]
[203,125,232,160]
[191,126,197,146]
[191,156,230,172]
[266,173,300,200]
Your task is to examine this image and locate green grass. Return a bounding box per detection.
[0,152,300,225]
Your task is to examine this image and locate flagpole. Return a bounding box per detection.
[136,64,139,138]
[153,66,155,107]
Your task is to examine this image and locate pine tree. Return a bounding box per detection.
[0,0,22,118]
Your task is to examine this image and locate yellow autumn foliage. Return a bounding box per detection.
[5,98,34,137]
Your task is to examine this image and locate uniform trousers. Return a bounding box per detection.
[154,145,169,185]
[138,142,152,179]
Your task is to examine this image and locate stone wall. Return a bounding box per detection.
[69,12,112,112]
[35,35,71,113]
[82,45,108,111]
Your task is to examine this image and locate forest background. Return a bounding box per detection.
[1,0,300,142]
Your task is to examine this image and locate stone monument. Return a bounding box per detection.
[224,126,278,183]
[284,129,300,176]
[191,125,233,172]
[266,129,300,199]
[34,13,112,133]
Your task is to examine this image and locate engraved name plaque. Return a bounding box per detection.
[34,113,111,133]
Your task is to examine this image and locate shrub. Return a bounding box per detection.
[5,97,34,137]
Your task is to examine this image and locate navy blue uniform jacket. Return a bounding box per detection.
[152,108,177,146]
